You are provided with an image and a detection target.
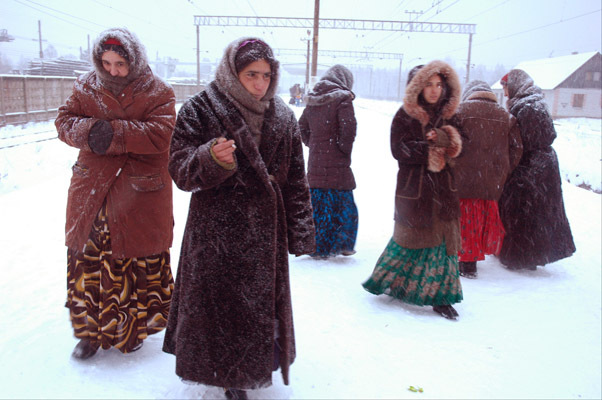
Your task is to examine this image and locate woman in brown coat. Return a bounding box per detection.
[362,60,463,320]
[162,38,315,400]
[55,27,176,359]
[453,80,523,278]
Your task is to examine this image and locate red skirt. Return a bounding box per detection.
[458,199,505,262]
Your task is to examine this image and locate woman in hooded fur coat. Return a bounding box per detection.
[55,27,176,359]
[162,38,315,398]
[299,64,358,258]
[362,60,463,320]
[453,80,523,278]
[498,69,575,270]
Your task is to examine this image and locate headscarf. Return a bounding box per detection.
[91,27,149,96]
[305,64,355,106]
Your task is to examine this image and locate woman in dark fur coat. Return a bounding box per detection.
[162,37,315,400]
[498,69,575,270]
[362,60,464,320]
[299,64,358,259]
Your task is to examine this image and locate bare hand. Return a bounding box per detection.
[213,137,236,164]
[426,129,437,142]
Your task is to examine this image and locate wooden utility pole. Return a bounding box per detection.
[311,0,319,81]
[196,24,200,90]
[38,20,43,59]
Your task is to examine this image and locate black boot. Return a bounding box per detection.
[459,261,478,279]
[71,339,99,360]
[224,388,248,400]
[433,305,459,320]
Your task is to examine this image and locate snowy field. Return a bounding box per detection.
[0,97,600,399]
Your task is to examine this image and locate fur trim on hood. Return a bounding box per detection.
[403,60,461,127]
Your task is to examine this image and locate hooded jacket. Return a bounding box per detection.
[299,64,357,190]
[498,69,575,269]
[55,27,176,258]
[454,80,523,200]
[162,37,315,389]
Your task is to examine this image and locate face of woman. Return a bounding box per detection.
[238,59,272,100]
[503,85,509,97]
[422,74,444,104]
[101,50,129,77]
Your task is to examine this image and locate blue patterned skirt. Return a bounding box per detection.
[310,188,358,258]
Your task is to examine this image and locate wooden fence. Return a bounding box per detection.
[0,74,202,126]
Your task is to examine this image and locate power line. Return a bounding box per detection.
[15,0,104,30]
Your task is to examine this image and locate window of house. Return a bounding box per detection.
[572,93,585,108]
[594,72,601,81]
[586,72,593,81]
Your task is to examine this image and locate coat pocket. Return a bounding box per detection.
[129,174,165,192]
[395,166,423,200]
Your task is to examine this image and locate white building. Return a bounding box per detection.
[492,51,601,119]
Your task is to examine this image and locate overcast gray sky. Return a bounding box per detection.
[1,0,600,72]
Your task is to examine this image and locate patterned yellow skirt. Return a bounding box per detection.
[65,203,174,353]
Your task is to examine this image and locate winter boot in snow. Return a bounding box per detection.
[459,261,477,279]
[71,339,99,360]
[224,388,248,400]
[433,305,459,320]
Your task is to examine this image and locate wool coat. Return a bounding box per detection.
[498,69,575,269]
[299,64,357,190]
[162,38,315,390]
[454,80,523,200]
[391,61,462,255]
[55,28,176,258]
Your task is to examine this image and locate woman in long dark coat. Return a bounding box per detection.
[55,27,176,360]
[498,69,576,270]
[162,37,315,399]
[299,64,358,259]
[362,60,463,320]
[454,80,523,278]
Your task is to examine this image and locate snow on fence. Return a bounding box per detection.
[0,74,202,126]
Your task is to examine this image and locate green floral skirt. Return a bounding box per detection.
[362,238,463,306]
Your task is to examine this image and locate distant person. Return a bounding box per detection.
[362,60,463,320]
[55,27,176,359]
[299,64,358,259]
[453,80,523,278]
[498,70,576,270]
[162,37,315,400]
[289,83,302,105]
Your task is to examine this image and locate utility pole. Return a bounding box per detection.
[311,0,319,85]
[303,30,311,92]
[38,20,43,59]
[196,24,200,90]
[465,32,473,83]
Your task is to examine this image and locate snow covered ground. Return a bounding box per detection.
[0,97,600,399]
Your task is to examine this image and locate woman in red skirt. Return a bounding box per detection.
[454,80,523,278]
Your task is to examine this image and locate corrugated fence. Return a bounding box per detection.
[0,74,202,126]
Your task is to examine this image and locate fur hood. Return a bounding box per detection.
[403,60,461,126]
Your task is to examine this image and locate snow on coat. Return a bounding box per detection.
[498,69,576,269]
[454,80,523,200]
[162,46,315,388]
[392,60,462,231]
[299,64,357,190]
[55,29,176,259]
